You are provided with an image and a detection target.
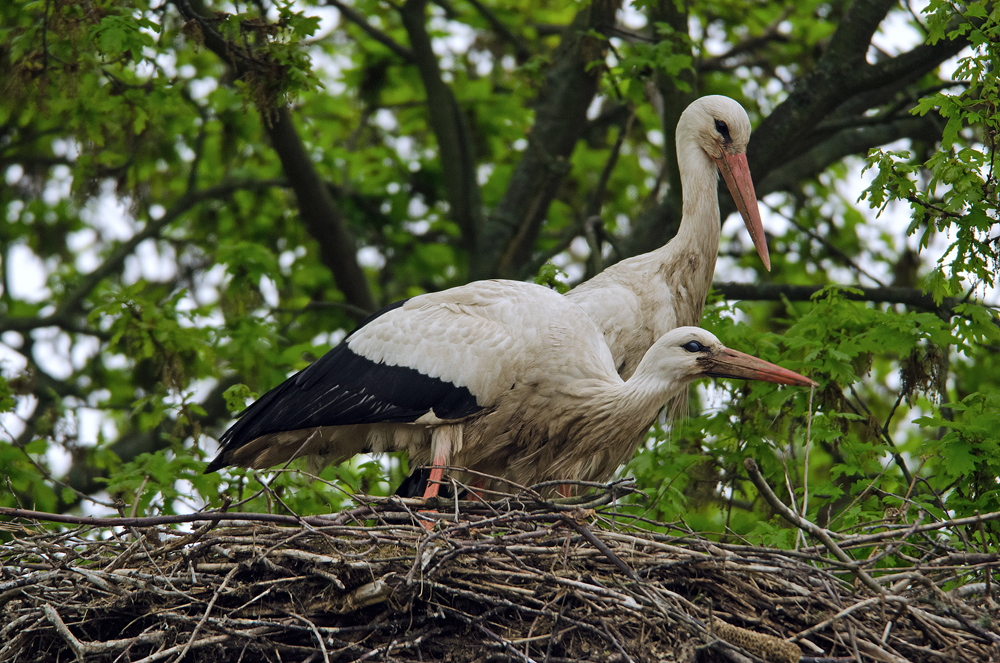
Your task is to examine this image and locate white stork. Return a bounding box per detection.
[207,280,813,499]
[567,95,769,380]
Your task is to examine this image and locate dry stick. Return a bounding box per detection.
[854,637,913,663]
[542,594,570,663]
[131,634,240,663]
[596,618,637,663]
[789,596,882,642]
[0,617,45,662]
[743,458,884,595]
[474,622,540,663]
[251,470,351,551]
[563,518,639,581]
[806,509,1000,551]
[801,385,815,525]
[128,476,150,519]
[859,512,928,569]
[42,603,167,660]
[825,461,896,531]
[0,507,307,527]
[0,481,625,529]
[977,513,997,607]
[291,613,331,663]
[777,454,806,552]
[175,565,240,662]
[848,385,914,488]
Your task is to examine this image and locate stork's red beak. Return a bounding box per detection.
[715,152,770,271]
[698,348,815,386]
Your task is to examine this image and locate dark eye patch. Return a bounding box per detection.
[683,340,706,353]
[714,119,731,143]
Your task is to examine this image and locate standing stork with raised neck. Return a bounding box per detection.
[206,280,813,503]
[568,95,770,380]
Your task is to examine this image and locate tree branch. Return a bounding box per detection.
[173,0,377,315]
[264,107,377,314]
[697,8,793,73]
[0,155,74,170]
[0,317,111,339]
[754,115,943,199]
[713,281,961,315]
[464,0,532,63]
[856,30,969,94]
[822,0,897,66]
[325,0,414,61]
[583,111,634,278]
[399,0,484,254]
[620,0,693,260]
[749,0,967,185]
[475,0,622,279]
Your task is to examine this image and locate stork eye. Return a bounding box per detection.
[714,119,731,143]
[683,340,706,353]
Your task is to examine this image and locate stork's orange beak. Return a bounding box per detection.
[715,152,770,271]
[698,348,815,386]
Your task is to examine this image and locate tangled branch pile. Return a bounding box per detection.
[2,483,1000,663]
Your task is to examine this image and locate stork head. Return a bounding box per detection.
[678,95,771,271]
[637,327,816,391]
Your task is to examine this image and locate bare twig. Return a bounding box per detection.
[743,458,884,594]
[42,603,166,658]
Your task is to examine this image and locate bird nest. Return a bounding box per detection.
[2,476,1000,663]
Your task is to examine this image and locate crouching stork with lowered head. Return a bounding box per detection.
[206,280,814,501]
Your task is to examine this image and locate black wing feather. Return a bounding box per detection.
[207,298,482,472]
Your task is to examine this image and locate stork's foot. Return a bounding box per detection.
[417,466,444,531]
[416,513,436,531]
[468,478,486,502]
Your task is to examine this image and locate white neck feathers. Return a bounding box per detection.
[673,125,723,253]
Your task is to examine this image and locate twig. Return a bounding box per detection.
[131,634,240,663]
[174,565,240,662]
[563,517,639,581]
[802,384,815,524]
[325,0,414,60]
[790,596,881,642]
[848,384,915,488]
[743,458,884,594]
[42,604,166,659]
[475,622,540,663]
[464,0,532,61]
[292,613,332,663]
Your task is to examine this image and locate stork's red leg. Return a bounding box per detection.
[422,465,444,500]
[468,477,485,502]
[417,464,445,531]
[558,484,572,498]
[418,427,459,530]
